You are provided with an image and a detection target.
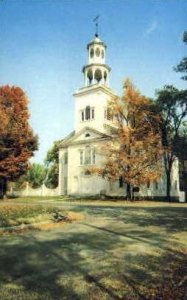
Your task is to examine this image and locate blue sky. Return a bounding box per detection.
[0,0,186,162]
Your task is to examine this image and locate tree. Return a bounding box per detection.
[155,85,187,201]
[175,31,187,81]
[92,80,163,200]
[44,140,60,188]
[25,163,47,188]
[0,85,38,197]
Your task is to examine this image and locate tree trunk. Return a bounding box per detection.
[0,177,7,199]
[126,183,132,200]
[184,172,187,203]
[166,170,171,202]
[164,155,173,202]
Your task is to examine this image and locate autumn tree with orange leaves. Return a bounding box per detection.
[92,80,163,200]
[0,86,38,198]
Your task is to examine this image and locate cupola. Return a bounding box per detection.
[82,35,111,87]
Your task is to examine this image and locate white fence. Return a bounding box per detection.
[179,191,186,202]
[14,183,59,197]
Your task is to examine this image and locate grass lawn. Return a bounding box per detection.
[0,201,186,299]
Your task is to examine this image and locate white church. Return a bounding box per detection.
[58,33,180,200]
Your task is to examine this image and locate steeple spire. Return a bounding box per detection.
[93,15,100,37]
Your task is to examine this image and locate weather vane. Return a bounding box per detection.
[93,15,100,37]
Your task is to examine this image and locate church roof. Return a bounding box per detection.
[59,131,75,148]
[87,36,107,49]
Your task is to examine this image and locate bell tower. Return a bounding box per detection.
[74,30,116,133]
[83,15,111,87]
[83,36,111,87]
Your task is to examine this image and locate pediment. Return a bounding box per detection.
[60,127,111,147]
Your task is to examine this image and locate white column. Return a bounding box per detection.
[93,67,96,84]
[84,69,88,86]
[106,71,109,86]
[101,69,105,84]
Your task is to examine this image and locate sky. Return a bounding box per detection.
[0,0,186,163]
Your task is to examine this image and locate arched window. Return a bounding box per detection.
[87,69,93,85]
[95,69,102,83]
[85,106,90,120]
[102,50,104,59]
[96,48,100,57]
[90,48,94,58]
[104,71,107,83]
[81,107,94,122]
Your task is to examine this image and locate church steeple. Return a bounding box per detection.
[82,35,111,87]
[74,33,116,134]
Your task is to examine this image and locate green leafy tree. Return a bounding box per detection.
[175,31,187,81]
[25,163,47,188]
[45,141,60,188]
[155,85,187,201]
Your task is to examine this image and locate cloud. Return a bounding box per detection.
[145,21,159,35]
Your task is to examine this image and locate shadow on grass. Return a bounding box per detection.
[80,222,182,255]
[70,205,187,232]
[0,204,186,299]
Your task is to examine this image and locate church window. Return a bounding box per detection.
[105,107,112,120]
[80,150,83,165]
[96,48,100,57]
[102,50,104,58]
[107,108,111,120]
[85,106,91,120]
[85,146,91,165]
[81,111,84,121]
[92,108,95,119]
[92,149,96,164]
[81,107,94,122]
[90,48,94,58]
[79,147,96,166]
[85,133,90,137]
